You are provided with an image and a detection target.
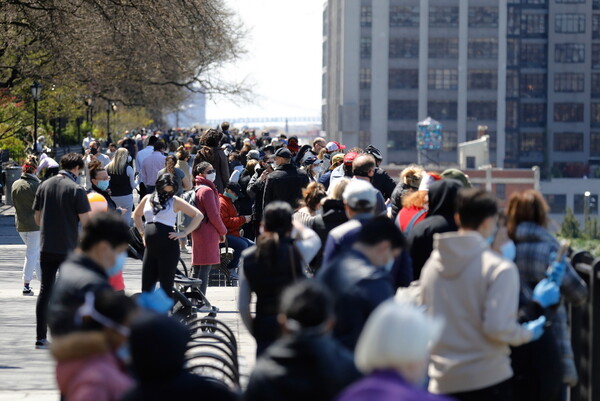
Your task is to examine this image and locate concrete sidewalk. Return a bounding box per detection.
[0,205,256,400]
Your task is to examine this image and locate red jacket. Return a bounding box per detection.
[219,194,245,237]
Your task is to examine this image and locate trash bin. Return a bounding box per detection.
[4,166,22,206]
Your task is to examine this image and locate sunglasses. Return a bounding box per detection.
[206,170,216,174]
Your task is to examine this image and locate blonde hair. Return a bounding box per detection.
[355,300,442,374]
[106,148,128,175]
[400,164,424,189]
[329,178,350,200]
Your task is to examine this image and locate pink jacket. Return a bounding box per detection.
[53,332,133,401]
[191,176,227,265]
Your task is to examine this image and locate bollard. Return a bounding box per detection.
[4,166,22,206]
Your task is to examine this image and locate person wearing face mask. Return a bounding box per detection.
[317,216,405,351]
[219,182,253,280]
[47,212,131,338]
[302,156,324,182]
[351,154,387,215]
[133,173,204,298]
[88,161,118,212]
[416,188,548,400]
[189,162,228,297]
[337,300,450,401]
[51,290,138,401]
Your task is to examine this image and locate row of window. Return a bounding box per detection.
[386,101,497,121]
[509,131,600,154]
[545,194,598,215]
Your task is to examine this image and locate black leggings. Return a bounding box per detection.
[37,252,66,340]
[142,222,179,297]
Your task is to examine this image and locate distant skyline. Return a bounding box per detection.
[204,0,323,123]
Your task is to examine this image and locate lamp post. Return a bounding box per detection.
[106,100,117,138]
[584,191,591,227]
[30,81,42,153]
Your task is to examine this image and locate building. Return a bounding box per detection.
[322,0,600,177]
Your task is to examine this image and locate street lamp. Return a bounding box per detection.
[84,96,94,129]
[106,100,117,139]
[30,81,42,153]
[584,191,591,226]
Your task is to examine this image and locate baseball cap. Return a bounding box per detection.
[343,152,359,165]
[303,156,323,166]
[274,147,292,159]
[331,154,345,165]
[326,141,346,152]
[247,149,260,160]
[343,180,377,209]
[441,168,472,188]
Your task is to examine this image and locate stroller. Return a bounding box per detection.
[127,227,218,322]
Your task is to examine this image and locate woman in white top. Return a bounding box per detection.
[106,148,137,225]
[133,173,203,297]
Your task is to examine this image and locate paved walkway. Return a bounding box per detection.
[0,204,256,400]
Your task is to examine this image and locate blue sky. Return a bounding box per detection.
[205,0,323,121]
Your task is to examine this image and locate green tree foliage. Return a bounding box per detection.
[560,208,581,239]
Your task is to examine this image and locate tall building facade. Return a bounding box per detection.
[323,0,599,176]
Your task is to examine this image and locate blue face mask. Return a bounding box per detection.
[225,192,238,202]
[96,180,110,191]
[383,258,395,273]
[501,240,517,261]
[107,251,127,277]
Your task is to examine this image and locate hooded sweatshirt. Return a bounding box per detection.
[418,231,533,394]
[408,179,462,280]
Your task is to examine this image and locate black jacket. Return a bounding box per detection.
[371,167,396,200]
[317,249,394,351]
[235,168,254,216]
[245,333,361,401]
[390,182,405,220]
[47,253,112,336]
[306,199,348,271]
[407,179,463,280]
[262,163,310,209]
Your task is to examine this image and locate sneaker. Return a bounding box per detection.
[22,286,34,296]
[229,271,240,280]
[35,339,50,349]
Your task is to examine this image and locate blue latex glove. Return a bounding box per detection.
[523,315,546,341]
[137,288,174,314]
[546,257,567,285]
[533,278,560,308]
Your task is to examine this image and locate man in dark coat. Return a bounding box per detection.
[262,147,310,209]
[407,179,463,280]
[364,145,396,200]
[245,280,360,401]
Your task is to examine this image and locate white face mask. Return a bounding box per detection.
[206,172,216,182]
[127,155,132,163]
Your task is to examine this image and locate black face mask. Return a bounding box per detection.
[353,170,372,181]
[90,148,98,155]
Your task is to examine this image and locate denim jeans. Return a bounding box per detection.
[226,235,254,270]
[18,231,41,283]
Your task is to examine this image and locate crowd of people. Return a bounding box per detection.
[8,122,589,401]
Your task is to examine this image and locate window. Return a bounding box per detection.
[496,184,506,200]
[389,69,418,89]
[593,74,600,96]
[388,131,416,150]
[555,14,585,33]
[555,43,585,63]
[388,100,418,120]
[554,103,584,122]
[591,132,600,156]
[428,69,458,90]
[430,6,459,27]
[520,74,547,97]
[360,6,372,28]
[544,194,567,214]
[554,132,583,151]
[506,101,518,128]
[595,0,600,9]
[467,102,497,120]
[574,194,599,214]
[520,132,544,152]
[519,103,546,126]
[469,7,499,28]
[520,43,547,67]
[428,101,457,120]
[360,68,371,89]
[443,131,457,152]
[468,38,498,59]
[390,6,419,27]
[555,73,585,93]
[593,15,600,39]
[521,13,547,35]
[389,38,419,58]
[429,38,459,58]
[592,103,600,125]
[508,7,521,35]
[556,0,585,3]
[507,39,519,66]
[360,37,371,59]
[468,70,497,90]
[594,44,600,69]
[360,99,370,121]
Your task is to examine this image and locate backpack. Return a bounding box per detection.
[181,184,206,209]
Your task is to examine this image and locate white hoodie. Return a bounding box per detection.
[418,231,532,394]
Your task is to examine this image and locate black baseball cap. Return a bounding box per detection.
[274,147,292,159]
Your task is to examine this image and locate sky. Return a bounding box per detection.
[204,0,323,122]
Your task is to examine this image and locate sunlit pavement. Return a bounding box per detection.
[0,204,256,400]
